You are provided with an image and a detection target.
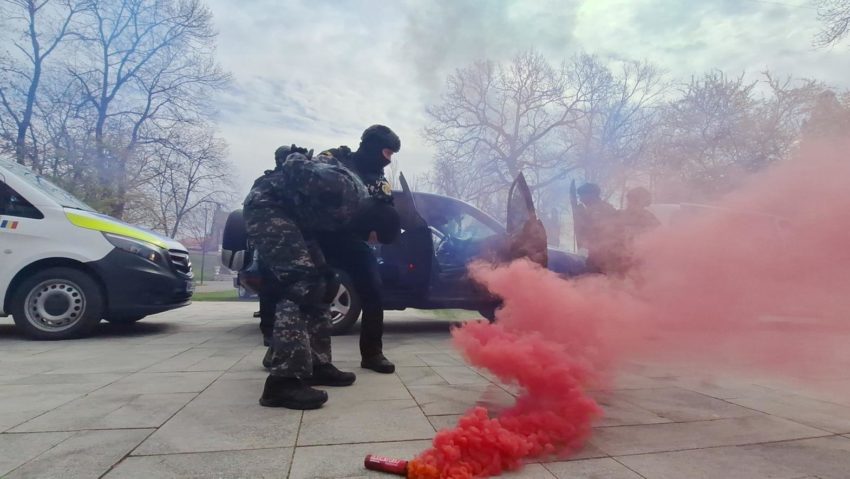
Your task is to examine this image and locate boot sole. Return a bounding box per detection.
[259,397,327,410]
[361,363,395,374]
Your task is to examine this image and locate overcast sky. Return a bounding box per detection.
[205,0,850,200]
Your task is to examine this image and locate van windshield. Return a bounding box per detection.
[0,159,94,212]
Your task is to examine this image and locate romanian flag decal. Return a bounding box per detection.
[0,219,19,230]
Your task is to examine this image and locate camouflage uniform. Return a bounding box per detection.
[243,152,367,378]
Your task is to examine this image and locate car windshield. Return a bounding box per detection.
[416,194,503,240]
[0,159,94,212]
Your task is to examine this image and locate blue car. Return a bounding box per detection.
[226,173,585,334]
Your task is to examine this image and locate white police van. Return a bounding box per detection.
[0,158,193,339]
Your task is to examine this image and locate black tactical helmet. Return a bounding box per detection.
[360,125,401,153]
[577,183,602,199]
[274,145,291,168]
[275,144,312,168]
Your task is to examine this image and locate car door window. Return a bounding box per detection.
[0,182,43,219]
[440,211,498,241]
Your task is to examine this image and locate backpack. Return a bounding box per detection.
[282,154,368,231]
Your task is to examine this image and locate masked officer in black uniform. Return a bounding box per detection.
[319,125,401,374]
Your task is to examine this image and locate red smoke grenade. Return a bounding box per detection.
[364,455,409,475]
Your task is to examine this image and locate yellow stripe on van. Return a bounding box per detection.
[65,211,169,249]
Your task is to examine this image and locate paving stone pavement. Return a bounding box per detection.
[1,302,849,478]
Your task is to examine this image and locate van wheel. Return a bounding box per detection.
[11,267,104,340]
[330,270,362,336]
[105,315,146,324]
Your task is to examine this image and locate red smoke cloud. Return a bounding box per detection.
[407,139,850,478]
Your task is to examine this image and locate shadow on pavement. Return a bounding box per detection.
[93,321,176,338]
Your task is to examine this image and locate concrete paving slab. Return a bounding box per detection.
[615,387,760,422]
[0,431,73,476]
[741,436,850,479]
[298,398,434,446]
[320,371,412,403]
[395,366,448,387]
[143,347,248,372]
[38,351,175,374]
[4,304,850,478]
[427,414,462,432]
[728,393,850,434]
[98,371,221,395]
[407,383,516,415]
[416,352,463,366]
[594,395,672,427]
[431,365,492,385]
[606,372,667,390]
[617,444,802,479]
[288,440,431,479]
[104,447,294,479]
[591,415,829,456]
[132,378,300,455]
[11,392,196,432]
[618,436,850,479]
[544,458,644,478]
[501,463,557,478]
[658,374,779,400]
[0,384,91,431]
[3,428,151,479]
[0,372,124,388]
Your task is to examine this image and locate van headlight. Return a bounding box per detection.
[104,233,164,264]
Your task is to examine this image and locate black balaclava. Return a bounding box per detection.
[353,124,401,173]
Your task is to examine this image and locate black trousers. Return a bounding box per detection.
[318,235,384,358]
[259,291,277,343]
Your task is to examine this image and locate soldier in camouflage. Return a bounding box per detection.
[243,145,368,410]
[318,125,401,374]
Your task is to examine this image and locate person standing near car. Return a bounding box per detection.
[243,146,366,410]
[254,146,299,348]
[620,186,660,271]
[621,187,660,243]
[571,182,626,275]
[318,125,401,374]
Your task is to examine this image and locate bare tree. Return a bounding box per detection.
[0,0,85,167]
[139,126,232,238]
[425,51,588,215]
[647,71,829,201]
[814,0,850,47]
[566,55,668,199]
[69,0,229,217]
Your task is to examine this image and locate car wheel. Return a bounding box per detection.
[330,270,362,336]
[11,267,105,340]
[105,315,146,324]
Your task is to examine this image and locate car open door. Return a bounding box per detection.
[378,172,433,295]
[505,173,548,267]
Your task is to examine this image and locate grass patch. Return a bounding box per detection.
[430,309,477,320]
[191,289,242,302]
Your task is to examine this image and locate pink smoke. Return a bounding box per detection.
[408,139,850,478]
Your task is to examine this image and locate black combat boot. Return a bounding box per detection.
[262,347,274,369]
[305,363,356,387]
[259,376,328,410]
[361,354,395,374]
